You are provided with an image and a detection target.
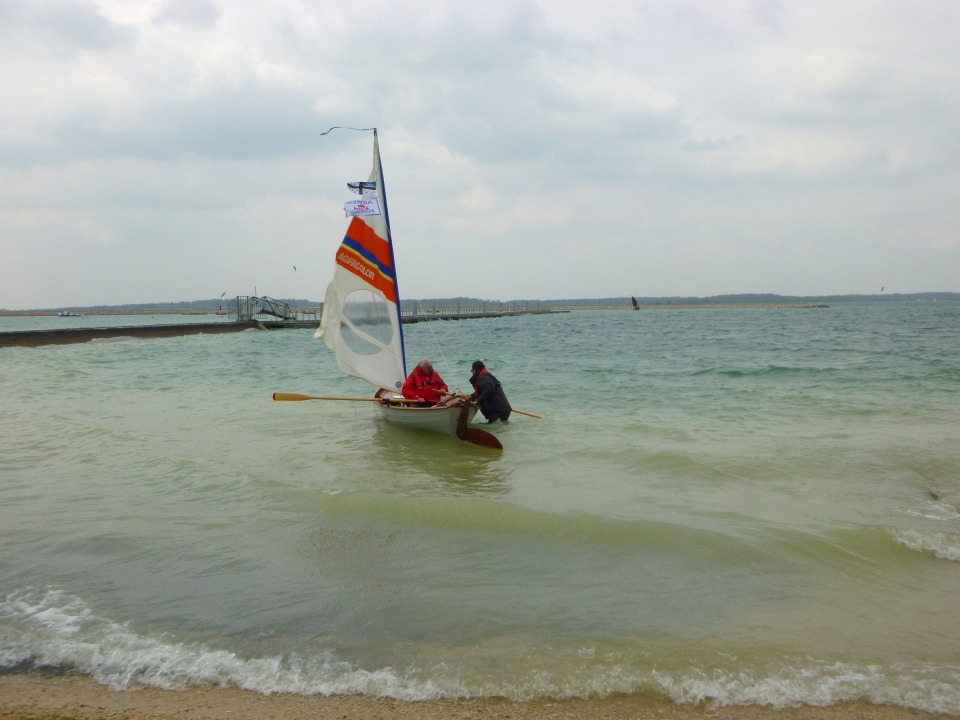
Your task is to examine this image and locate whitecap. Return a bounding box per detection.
[893,529,960,562]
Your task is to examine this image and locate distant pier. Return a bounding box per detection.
[0,321,262,348]
[1,299,831,349]
[0,299,566,348]
[400,304,563,323]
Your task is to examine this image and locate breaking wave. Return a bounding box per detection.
[3,588,958,714]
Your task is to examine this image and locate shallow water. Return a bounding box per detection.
[1,302,959,712]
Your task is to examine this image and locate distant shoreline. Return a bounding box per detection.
[0,304,831,318]
[3,289,955,316]
[571,303,830,310]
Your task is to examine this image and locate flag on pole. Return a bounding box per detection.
[344,198,382,217]
[348,181,378,195]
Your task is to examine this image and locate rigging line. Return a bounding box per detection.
[416,300,447,368]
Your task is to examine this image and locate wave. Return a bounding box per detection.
[2,588,958,713]
[654,660,960,712]
[893,529,960,562]
[692,365,834,378]
[894,500,960,561]
[315,491,753,552]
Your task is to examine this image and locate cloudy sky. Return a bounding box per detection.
[1,0,957,309]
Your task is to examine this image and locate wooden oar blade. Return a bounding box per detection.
[273,392,313,401]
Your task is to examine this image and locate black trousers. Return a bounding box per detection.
[480,408,511,422]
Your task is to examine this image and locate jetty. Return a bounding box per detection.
[1,296,832,349]
[0,321,261,348]
[0,296,563,348]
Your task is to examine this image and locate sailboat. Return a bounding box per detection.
[307,129,499,449]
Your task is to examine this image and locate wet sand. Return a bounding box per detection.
[0,675,952,720]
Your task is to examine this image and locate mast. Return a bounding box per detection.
[373,128,407,376]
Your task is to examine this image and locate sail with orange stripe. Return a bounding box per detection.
[315,130,407,392]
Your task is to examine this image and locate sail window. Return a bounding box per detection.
[341,290,394,355]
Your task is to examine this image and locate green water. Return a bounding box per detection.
[1,303,958,711]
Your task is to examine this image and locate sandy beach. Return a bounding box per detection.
[0,675,954,720]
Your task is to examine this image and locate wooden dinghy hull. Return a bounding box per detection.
[373,391,478,436]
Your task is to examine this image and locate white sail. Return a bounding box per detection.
[315,131,407,392]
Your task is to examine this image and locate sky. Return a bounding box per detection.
[1,0,958,309]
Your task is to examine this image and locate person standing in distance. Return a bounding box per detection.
[469,360,512,423]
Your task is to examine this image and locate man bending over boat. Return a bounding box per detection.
[469,361,512,423]
[402,359,449,406]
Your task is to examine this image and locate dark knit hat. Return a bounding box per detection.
[471,360,485,371]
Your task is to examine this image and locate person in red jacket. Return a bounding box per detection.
[401,358,448,405]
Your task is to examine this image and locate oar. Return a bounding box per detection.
[438,392,543,419]
[273,392,411,404]
[511,408,543,419]
[273,392,381,402]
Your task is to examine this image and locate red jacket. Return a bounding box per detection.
[401,366,448,403]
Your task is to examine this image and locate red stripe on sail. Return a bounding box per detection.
[336,238,397,304]
[343,217,394,271]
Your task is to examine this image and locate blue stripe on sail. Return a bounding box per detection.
[340,236,396,282]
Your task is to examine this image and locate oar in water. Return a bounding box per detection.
[511,408,543,419]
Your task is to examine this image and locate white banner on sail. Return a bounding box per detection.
[344,198,382,217]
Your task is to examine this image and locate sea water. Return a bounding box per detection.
[1,302,959,712]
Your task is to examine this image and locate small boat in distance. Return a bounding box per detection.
[57,310,83,317]
[307,129,499,449]
[631,296,639,310]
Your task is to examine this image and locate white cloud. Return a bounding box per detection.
[0,0,959,308]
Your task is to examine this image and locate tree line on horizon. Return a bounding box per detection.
[13,291,959,313]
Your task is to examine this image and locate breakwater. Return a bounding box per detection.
[0,307,564,348]
[0,321,263,349]
[0,304,830,348]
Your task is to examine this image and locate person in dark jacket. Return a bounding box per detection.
[469,360,512,423]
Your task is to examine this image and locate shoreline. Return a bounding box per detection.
[0,304,829,318]
[0,675,952,720]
